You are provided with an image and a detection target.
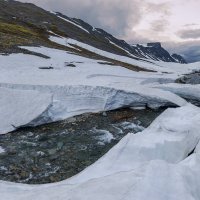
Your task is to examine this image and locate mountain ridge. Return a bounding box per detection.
[0,0,186,64]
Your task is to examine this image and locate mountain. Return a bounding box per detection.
[131,42,187,64]
[166,42,200,63]
[0,0,186,64]
[171,53,187,64]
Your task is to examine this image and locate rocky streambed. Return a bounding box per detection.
[0,108,164,184]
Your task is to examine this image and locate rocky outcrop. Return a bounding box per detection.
[172,53,187,64]
[131,42,187,63]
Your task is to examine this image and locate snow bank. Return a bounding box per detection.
[1,104,200,200]
[0,84,186,130]
[0,88,52,134]
[67,103,200,184]
[154,83,200,104]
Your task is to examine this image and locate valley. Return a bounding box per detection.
[1,1,200,200]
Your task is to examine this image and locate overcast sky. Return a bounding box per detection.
[19,0,200,42]
[19,0,200,61]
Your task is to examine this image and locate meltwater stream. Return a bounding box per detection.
[0,108,164,184]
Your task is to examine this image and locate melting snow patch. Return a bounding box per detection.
[55,15,90,34]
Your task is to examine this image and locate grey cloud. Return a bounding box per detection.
[142,2,171,34]
[164,40,200,63]
[183,23,199,27]
[183,47,200,62]
[144,2,171,16]
[151,19,169,32]
[178,29,200,39]
[127,31,152,44]
[20,0,144,37]
[16,0,200,63]
[19,0,172,40]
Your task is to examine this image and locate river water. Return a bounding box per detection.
[0,108,164,184]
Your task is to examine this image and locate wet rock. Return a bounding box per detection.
[31,167,40,172]
[39,66,54,70]
[19,171,29,179]
[66,117,77,123]
[66,64,76,67]
[8,150,17,155]
[49,176,58,182]
[38,135,49,142]
[57,142,64,150]
[37,151,45,157]
[48,149,57,155]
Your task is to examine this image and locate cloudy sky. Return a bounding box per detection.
[19,0,200,62]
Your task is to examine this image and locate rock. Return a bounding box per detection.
[57,142,64,150]
[19,171,29,179]
[39,66,54,69]
[48,149,57,155]
[31,167,40,172]
[8,148,17,155]
[67,117,77,123]
[65,63,76,67]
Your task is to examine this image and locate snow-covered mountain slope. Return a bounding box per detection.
[50,36,194,73]
[0,0,186,65]
[53,12,186,64]
[131,42,187,63]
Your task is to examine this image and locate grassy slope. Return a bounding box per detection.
[0,21,44,47]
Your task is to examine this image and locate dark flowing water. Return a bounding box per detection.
[0,108,164,184]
